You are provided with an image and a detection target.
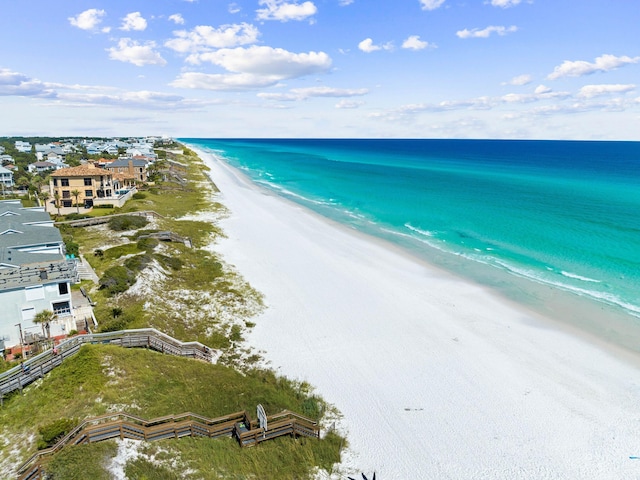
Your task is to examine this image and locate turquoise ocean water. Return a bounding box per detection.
[183,138,640,346]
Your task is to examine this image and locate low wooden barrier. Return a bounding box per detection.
[17,409,319,480]
[0,328,218,399]
[54,210,164,227]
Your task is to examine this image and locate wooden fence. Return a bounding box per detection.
[17,409,320,480]
[0,328,218,400]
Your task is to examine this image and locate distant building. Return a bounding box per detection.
[104,158,149,183]
[14,141,32,153]
[0,201,77,348]
[0,165,14,190]
[28,161,57,174]
[0,154,15,164]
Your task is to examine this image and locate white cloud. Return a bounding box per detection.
[503,74,532,86]
[456,25,517,39]
[420,0,446,10]
[173,45,331,90]
[578,84,636,98]
[59,90,185,107]
[256,0,317,22]
[120,12,147,31]
[292,86,368,97]
[169,14,185,25]
[259,86,368,101]
[171,72,282,91]
[165,23,260,53]
[371,84,580,121]
[358,38,393,53]
[402,35,433,51]
[187,45,331,75]
[534,84,552,94]
[107,39,167,67]
[339,0,355,5]
[0,69,54,97]
[336,99,364,108]
[229,3,241,13]
[68,9,107,31]
[547,54,640,80]
[490,0,522,8]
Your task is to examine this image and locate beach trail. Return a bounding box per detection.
[199,148,640,480]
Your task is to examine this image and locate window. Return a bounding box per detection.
[85,190,93,197]
[52,301,71,316]
[61,178,69,186]
[53,178,58,186]
[62,190,70,198]
[58,282,68,295]
[84,178,92,186]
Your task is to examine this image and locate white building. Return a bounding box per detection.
[15,141,32,153]
[0,165,14,190]
[0,201,78,350]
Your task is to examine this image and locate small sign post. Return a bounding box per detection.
[257,403,267,437]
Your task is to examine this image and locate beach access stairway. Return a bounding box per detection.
[53,210,163,228]
[0,328,217,399]
[17,409,320,480]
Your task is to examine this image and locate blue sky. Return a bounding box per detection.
[1,0,638,139]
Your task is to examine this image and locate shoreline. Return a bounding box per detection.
[193,145,640,479]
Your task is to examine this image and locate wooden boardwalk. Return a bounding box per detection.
[53,210,164,228]
[0,328,217,400]
[17,409,320,480]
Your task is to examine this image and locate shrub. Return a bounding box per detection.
[108,215,148,231]
[155,253,183,271]
[132,192,146,200]
[137,237,159,251]
[37,418,78,450]
[94,204,114,209]
[124,254,153,272]
[64,238,79,256]
[99,266,136,296]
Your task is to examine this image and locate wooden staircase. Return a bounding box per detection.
[16,409,320,480]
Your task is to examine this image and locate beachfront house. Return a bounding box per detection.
[0,165,14,192]
[49,164,117,209]
[103,158,149,184]
[0,200,78,350]
[49,164,134,209]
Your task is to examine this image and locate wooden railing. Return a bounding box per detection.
[53,210,164,227]
[236,410,321,447]
[0,328,218,399]
[17,409,319,480]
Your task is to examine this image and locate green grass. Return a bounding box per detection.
[0,345,342,478]
[0,146,344,478]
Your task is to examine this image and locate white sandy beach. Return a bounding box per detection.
[198,148,640,479]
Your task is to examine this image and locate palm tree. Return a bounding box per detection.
[54,191,61,215]
[17,176,30,197]
[38,190,49,208]
[33,309,56,339]
[71,189,81,213]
